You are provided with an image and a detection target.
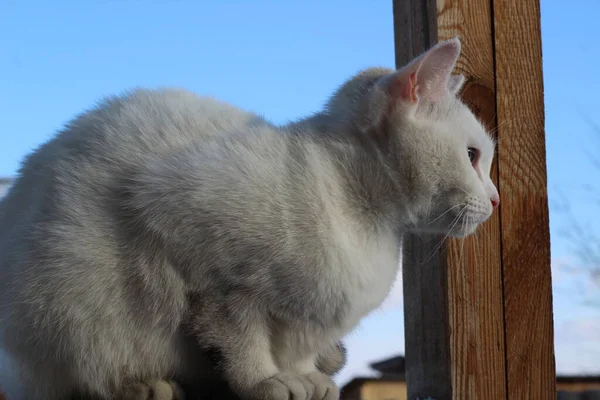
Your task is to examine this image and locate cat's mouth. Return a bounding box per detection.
[419,209,487,237]
[446,207,492,238]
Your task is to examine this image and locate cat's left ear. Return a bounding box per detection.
[380,37,462,106]
[448,74,465,96]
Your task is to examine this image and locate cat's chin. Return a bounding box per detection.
[447,224,479,238]
[410,224,479,238]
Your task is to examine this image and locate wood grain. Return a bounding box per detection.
[437,0,507,399]
[395,0,553,398]
[493,0,557,398]
[395,1,453,399]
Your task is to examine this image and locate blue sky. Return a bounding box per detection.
[1,0,599,392]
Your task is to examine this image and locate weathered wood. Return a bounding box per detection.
[395,1,452,399]
[401,230,451,400]
[493,0,556,398]
[393,0,438,67]
[397,0,554,398]
[437,1,507,399]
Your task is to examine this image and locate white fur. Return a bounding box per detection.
[0,37,499,400]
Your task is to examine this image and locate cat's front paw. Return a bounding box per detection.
[117,380,185,400]
[244,372,338,400]
[245,373,311,400]
[304,372,339,400]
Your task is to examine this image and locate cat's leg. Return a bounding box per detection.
[283,352,339,400]
[270,330,344,400]
[164,339,344,400]
[71,381,185,400]
[289,342,347,400]
[216,322,304,400]
[315,342,347,376]
[116,380,185,400]
[190,304,336,400]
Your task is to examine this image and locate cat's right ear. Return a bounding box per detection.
[378,37,462,111]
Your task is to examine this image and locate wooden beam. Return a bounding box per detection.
[395,1,452,399]
[493,0,556,397]
[396,0,555,399]
[437,1,507,399]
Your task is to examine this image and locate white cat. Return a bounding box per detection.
[0,37,498,400]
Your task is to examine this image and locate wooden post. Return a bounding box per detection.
[397,0,556,399]
[492,0,556,396]
[437,2,507,398]
[395,1,452,398]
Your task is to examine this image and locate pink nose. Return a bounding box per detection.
[491,195,500,208]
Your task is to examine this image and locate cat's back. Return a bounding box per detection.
[68,88,268,161]
[0,88,269,282]
[1,87,267,213]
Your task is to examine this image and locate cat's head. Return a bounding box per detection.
[327,37,499,237]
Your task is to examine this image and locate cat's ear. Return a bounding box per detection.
[379,37,462,105]
[448,74,465,95]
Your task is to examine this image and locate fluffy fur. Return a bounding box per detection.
[0,37,498,400]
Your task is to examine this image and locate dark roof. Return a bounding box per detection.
[557,375,600,383]
[340,374,600,399]
[557,391,600,399]
[367,355,600,383]
[369,355,406,374]
[340,376,405,395]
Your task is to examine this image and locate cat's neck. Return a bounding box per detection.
[283,112,407,236]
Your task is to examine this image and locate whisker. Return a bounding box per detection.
[464,217,471,270]
[428,203,466,225]
[422,206,468,265]
[473,216,480,270]
[484,215,493,244]
[457,187,474,197]
[487,120,509,137]
[457,211,467,269]
[421,234,447,265]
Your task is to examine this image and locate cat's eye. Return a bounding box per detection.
[467,147,478,165]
